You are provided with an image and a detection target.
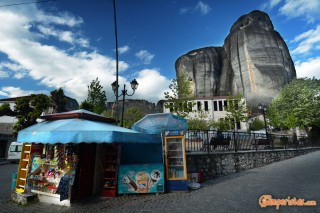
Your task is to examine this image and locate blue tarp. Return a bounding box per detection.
[131,113,188,134]
[17,118,161,144]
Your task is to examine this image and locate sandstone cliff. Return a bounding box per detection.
[175,10,296,109]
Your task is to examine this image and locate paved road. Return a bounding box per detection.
[1,151,320,213]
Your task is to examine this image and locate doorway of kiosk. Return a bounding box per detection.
[70,143,96,201]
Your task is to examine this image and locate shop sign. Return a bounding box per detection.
[165,130,184,136]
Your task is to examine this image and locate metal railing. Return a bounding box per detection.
[185,129,313,153]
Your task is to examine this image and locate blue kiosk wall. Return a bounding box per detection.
[118,143,165,194]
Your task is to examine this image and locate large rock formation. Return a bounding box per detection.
[175,10,296,109]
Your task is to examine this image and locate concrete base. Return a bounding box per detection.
[35,190,70,207]
[11,191,38,205]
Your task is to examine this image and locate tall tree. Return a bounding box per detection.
[268,78,320,131]
[13,94,50,135]
[164,73,195,117]
[122,107,146,128]
[224,93,248,151]
[80,78,107,114]
[224,93,248,130]
[50,88,67,113]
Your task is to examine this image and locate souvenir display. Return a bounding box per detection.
[27,144,79,199]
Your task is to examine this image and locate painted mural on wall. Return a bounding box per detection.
[118,164,164,194]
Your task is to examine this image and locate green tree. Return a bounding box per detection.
[225,93,248,130]
[164,73,195,117]
[188,111,211,130]
[80,78,107,114]
[248,118,265,131]
[79,100,94,112]
[210,118,233,131]
[224,93,248,151]
[13,94,50,135]
[122,107,145,128]
[50,88,67,113]
[0,103,16,116]
[268,78,320,131]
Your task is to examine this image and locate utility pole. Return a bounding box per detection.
[113,0,119,124]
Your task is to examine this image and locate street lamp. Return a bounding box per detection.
[258,103,270,148]
[111,79,139,127]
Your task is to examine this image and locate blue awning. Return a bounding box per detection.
[17,118,161,144]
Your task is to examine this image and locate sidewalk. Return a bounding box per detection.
[1,151,320,212]
[0,158,10,165]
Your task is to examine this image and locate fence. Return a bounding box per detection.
[185,129,312,153]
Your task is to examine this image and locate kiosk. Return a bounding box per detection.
[14,110,162,205]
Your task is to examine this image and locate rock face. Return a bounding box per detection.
[175,10,296,109]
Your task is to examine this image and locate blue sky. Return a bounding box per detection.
[0,0,319,104]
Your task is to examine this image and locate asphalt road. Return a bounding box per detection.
[0,150,319,212]
[0,162,18,203]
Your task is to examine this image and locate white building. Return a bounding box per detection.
[163,96,248,131]
[0,97,18,159]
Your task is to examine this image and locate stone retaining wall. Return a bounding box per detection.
[186,148,320,181]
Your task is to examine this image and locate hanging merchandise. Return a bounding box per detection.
[46,145,55,161]
[55,144,65,169]
[65,144,79,169]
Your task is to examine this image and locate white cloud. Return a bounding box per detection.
[279,0,320,23]
[1,87,34,97]
[295,57,320,79]
[180,1,211,15]
[36,11,83,27]
[179,8,190,15]
[0,70,9,78]
[0,5,129,102]
[291,25,320,55]
[117,45,130,54]
[0,62,27,79]
[133,69,171,102]
[262,0,283,10]
[135,50,155,64]
[0,4,171,104]
[37,25,89,47]
[0,91,9,97]
[195,1,211,15]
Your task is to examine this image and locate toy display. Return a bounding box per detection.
[28,144,79,196]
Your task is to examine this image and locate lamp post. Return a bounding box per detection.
[258,103,271,148]
[111,79,139,127]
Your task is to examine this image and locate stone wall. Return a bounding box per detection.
[186,148,320,181]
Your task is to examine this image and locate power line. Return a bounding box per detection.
[0,0,56,8]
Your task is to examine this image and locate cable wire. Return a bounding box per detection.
[0,0,56,8]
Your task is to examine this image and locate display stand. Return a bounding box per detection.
[101,143,120,197]
[164,130,188,191]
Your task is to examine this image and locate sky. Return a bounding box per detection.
[0,0,319,104]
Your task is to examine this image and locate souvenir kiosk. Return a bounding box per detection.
[14,110,163,205]
[131,113,189,192]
